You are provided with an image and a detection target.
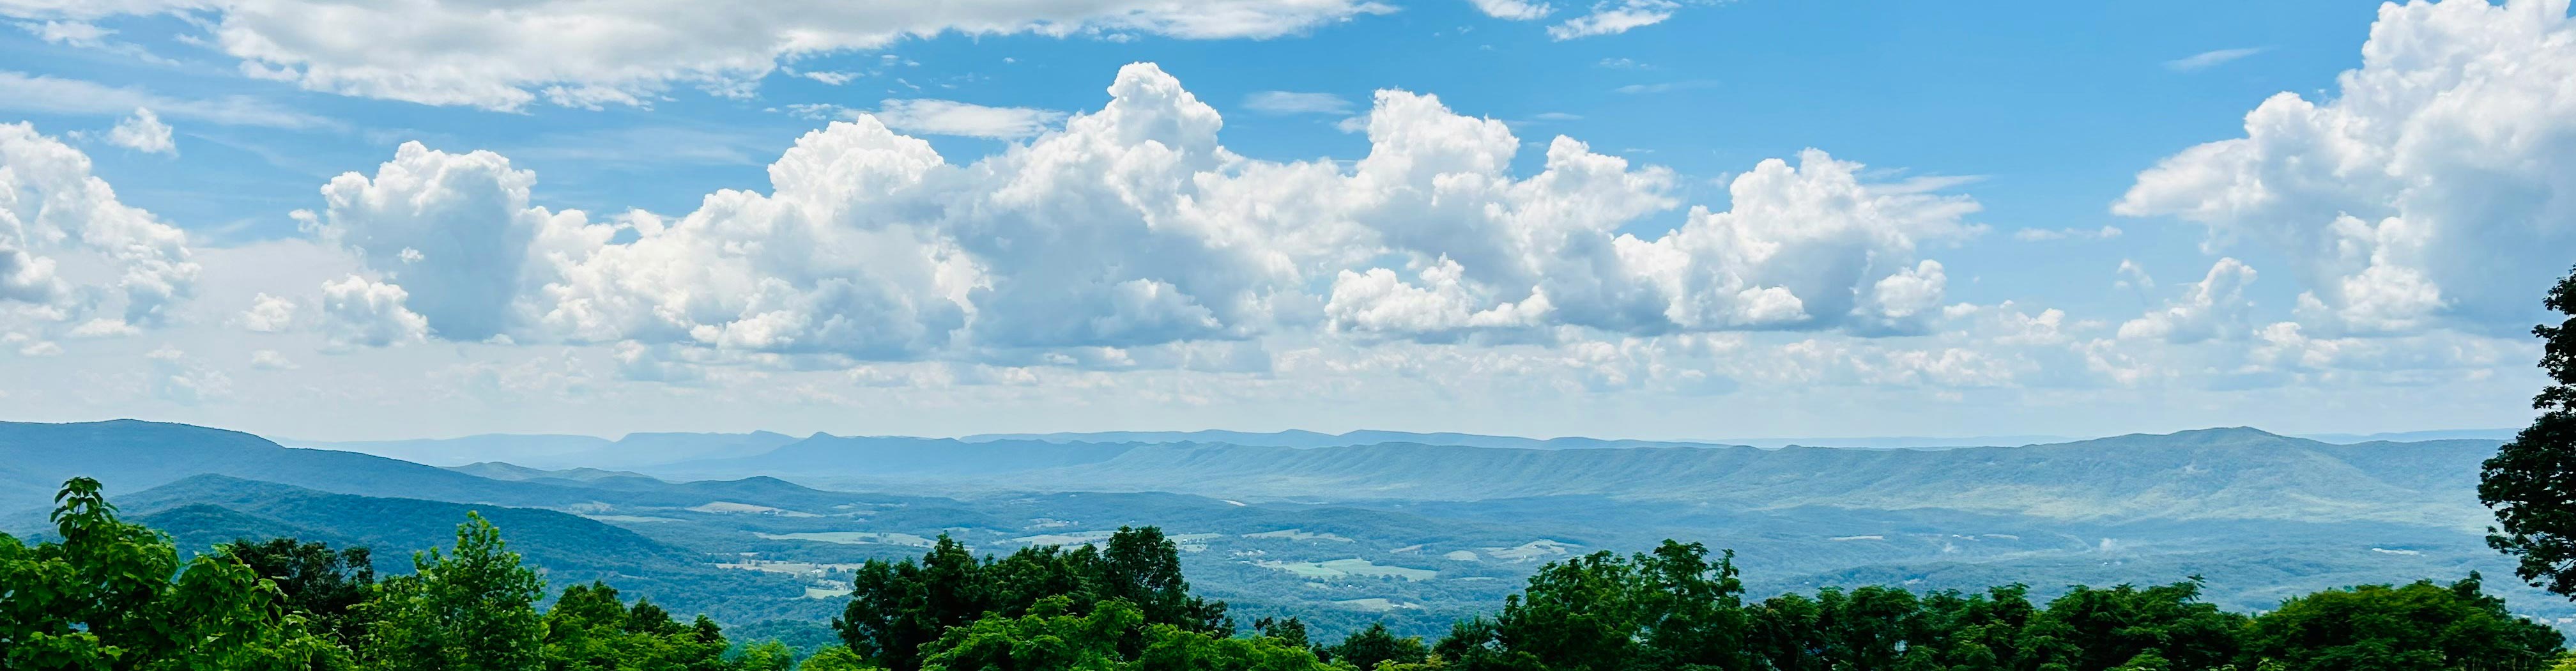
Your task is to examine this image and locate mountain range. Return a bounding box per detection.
[4,419,2564,636]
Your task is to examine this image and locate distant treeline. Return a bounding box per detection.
[2,477,2569,671]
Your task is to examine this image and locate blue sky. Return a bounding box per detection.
[0,0,2569,440]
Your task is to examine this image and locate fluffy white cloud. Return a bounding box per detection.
[0,122,198,330]
[105,107,173,155]
[319,274,429,348]
[306,142,596,341]
[238,291,295,332]
[304,63,1977,377]
[871,99,1068,139]
[2116,0,2576,337]
[2118,258,2258,344]
[1,0,1397,110]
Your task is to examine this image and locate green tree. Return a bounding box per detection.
[798,645,881,671]
[833,527,1229,671]
[1327,622,1430,670]
[2020,580,2245,671]
[537,580,732,671]
[2484,264,2576,600]
[916,596,1133,671]
[2239,573,2564,671]
[727,640,795,671]
[1467,540,1748,671]
[227,537,376,645]
[0,477,347,670]
[358,511,546,671]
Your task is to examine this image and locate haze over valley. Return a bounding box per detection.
[9,419,2562,642]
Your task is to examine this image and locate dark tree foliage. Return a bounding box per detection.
[226,536,377,644]
[1441,541,1749,671]
[832,525,1232,671]
[0,477,347,669]
[1326,622,1430,671]
[1254,616,1314,650]
[2239,573,2563,671]
[2485,264,2576,600]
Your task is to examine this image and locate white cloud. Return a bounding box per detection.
[106,107,174,155]
[0,122,199,332]
[2117,0,2576,337]
[2118,258,2258,344]
[797,70,858,86]
[870,98,1068,139]
[1549,0,1682,40]
[1241,91,1352,116]
[17,19,105,45]
[296,63,1978,378]
[1468,0,1552,20]
[1326,258,1552,339]
[2165,47,2266,72]
[238,292,295,332]
[0,72,328,128]
[1,0,1398,110]
[319,275,429,349]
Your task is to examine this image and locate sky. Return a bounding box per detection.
[0,0,2570,441]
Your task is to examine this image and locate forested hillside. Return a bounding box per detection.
[3,478,2566,670]
[8,419,2571,641]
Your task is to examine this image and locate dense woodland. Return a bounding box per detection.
[0,476,2567,671]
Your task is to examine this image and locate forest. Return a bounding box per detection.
[3,476,2568,671]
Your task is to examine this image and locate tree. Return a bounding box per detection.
[0,478,346,670]
[2020,580,2246,671]
[834,527,1230,671]
[1327,622,1430,671]
[2239,573,2564,671]
[797,645,880,671]
[227,537,376,645]
[728,640,795,671]
[358,512,547,671]
[2484,264,2576,600]
[1470,541,1749,671]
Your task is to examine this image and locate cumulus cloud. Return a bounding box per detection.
[319,275,429,348]
[2118,258,2258,344]
[870,99,1067,139]
[0,122,199,331]
[0,0,1399,110]
[302,63,1978,378]
[106,107,174,155]
[2117,0,2576,337]
[238,292,295,332]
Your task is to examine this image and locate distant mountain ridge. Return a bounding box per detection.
[646,427,2504,529]
[282,430,801,468]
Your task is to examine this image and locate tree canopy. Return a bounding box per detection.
[2485,263,2576,601]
